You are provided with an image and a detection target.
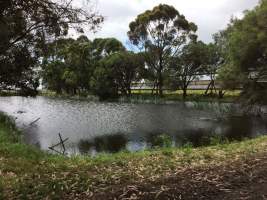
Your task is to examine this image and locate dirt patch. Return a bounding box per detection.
[91,153,267,200]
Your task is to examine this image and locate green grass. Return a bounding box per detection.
[132,89,241,96]
[121,89,241,104]
[0,112,266,199]
[0,90,20,97]
[39,89,241,104]
[39,90,99,101]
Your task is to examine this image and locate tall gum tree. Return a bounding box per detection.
[128,4,197,96]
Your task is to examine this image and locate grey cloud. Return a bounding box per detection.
[76,0,259,44]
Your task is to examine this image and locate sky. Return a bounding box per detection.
[72,0,259,46]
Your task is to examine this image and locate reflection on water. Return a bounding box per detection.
[0,96,266,155]
[78,133,128,154]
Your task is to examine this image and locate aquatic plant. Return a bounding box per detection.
[150,134,173,148]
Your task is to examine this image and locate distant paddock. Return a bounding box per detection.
[131,89,241,97]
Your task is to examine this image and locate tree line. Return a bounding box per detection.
[41,4,222,99]
[42,36,145,99]
[1,0,267,102]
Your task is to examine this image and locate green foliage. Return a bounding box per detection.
[150,134,173,148]
[0,0,103,94]
[92,38,126,59]
[217,0,267,103]
[128,4,197,96]
[42,36,95,95]
[42,60,66,94]
[90,50,145,99]
[90,60,119,100]
[217,63,245,90]
[89,38,127,99]
[42,37,138,99]
[210,135,229,146]
[62,70,79,93]
[168,41,210,98]
[0,113,20,143]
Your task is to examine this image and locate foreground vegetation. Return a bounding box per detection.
[122,89,241,103]
[1,113,267,199]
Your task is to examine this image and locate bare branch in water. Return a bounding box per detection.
[48,133,69,155]
[29,118,41,126]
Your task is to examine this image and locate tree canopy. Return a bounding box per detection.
[42,36,145,99]
[168,41,209,98]
[2,1,266,103]
[0,0,103,95]
[128,4,197,95]
[217,0,267,103]
[93,51,145,97]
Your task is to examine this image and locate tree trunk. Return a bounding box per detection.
[158,54,164,96]
[218,89,225,99]
[151,81,156,95]
[205,80,215,95]
[158,72,163,96]
[56,88,62,95]
[127,86,131,96]
[155,81,159,95]
[121,88,127,96]
[182,88,187,99]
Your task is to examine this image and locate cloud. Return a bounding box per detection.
[73,0,259,45]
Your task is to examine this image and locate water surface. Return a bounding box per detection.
[0,96,266,155]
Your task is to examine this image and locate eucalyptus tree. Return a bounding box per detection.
[217,0,267,103]
[42,37,127,97]
[204,43,224,96]
[91,38,126,60]
[42,60,66,94]
[0,0,103,55]
[0,0,103,94]
[89,38,127,99]
[90,51,144,99]
[42,36,94,94]
[169,41,209,98]
[63,36,94,94]
[106,51,145,96]
[128,4,197,95]
[42,38,76,94]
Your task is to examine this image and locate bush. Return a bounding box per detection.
[151,134,172,148]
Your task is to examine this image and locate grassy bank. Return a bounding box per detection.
[0,113,267,199]
[38,89,241,104]
[39,90,100,101]
[121,90,241,104]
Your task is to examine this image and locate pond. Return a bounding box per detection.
[0,96,267,155]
